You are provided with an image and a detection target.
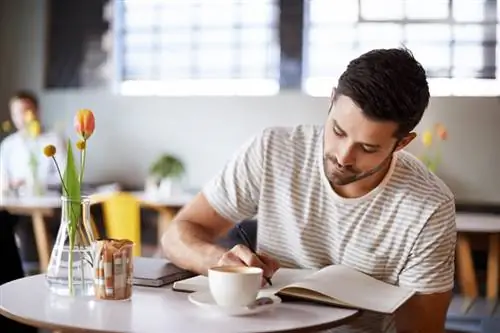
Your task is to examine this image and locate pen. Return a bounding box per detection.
[236,224,273,286]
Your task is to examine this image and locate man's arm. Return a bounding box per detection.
[395,198,456,333]
[162,192,236,275]
[162,130,273,276]
[395,290,452,333]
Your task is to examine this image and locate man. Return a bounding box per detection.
[0,90,66,267]
[162,48,456,333]
[1,91,66,195]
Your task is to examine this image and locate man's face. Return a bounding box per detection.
[323,95,412,187]
[9,98,36,131]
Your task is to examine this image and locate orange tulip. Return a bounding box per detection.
[74,109,95,140]
[436,124,448,140]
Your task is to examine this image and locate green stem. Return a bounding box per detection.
[51,156,70,197]
[79,141,87,184]
[52,155,78,294]
[78,236,85,292]
[68,221,74,295]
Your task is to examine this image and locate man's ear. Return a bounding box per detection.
[395,132,416,151]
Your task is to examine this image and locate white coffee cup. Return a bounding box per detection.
[208,266,263,308]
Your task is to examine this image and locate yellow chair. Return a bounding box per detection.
[90,192,168,257]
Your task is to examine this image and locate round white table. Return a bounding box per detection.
[0,275,359,333]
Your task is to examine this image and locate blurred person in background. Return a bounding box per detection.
[0,90,66,272]
[1,90,66,195]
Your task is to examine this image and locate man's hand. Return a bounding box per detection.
[217,244,280,286]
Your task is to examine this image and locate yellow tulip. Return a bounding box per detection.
[24,110,36,123]
[1,120,12,132]
[76,140,86,150]
[422,130,433,147]
[27,120,41,138]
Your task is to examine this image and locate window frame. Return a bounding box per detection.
[302,0,500,97]
[112,0,284,96]
[112,0,499,97]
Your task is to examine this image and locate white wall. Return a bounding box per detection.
[2,0,500,203]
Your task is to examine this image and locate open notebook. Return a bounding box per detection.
[173,264,415,314]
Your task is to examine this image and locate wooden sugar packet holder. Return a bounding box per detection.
[94,238,134,300]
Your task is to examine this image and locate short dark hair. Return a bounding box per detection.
[10,90,39,110]
[334,47,429,137]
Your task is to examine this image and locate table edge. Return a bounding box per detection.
[0,303,361,333]
[255,308,361,333]
[0,306,122,333]
[1,299,361,333]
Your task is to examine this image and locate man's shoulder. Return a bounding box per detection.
[0,132,21,150]
[392,150,455,205]
[259,124,322,148]
[39,130,62,140]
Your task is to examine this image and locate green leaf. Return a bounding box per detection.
[63,139,81,245]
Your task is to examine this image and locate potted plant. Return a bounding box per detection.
[147,153,185,197]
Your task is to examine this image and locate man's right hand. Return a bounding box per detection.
[216,244,280,285]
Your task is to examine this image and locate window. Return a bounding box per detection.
[115,0,280,95]
[303,0,500,96]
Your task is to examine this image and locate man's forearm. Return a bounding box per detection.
[161,219,227,275]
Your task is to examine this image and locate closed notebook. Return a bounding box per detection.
[133,257,196,287]
[172,264,415,314]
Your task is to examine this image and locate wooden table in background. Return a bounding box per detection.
[455,212,500,313]
[130,191,194,245]
[0,193,61,272]
[0,192,195,273]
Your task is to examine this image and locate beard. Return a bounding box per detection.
[323,154,392,186]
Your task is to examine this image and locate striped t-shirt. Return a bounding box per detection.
[203,125,456,333]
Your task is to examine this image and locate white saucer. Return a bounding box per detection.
[188,291,281,316]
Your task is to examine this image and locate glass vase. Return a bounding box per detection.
[45,196,96,297]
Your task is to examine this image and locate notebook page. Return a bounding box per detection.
[172,267,317,293]
[279,265,415,314]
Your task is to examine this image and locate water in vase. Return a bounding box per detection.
[45,245,95,297]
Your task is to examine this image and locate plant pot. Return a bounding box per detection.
[158,177,175,197]
[144,176,159,196]
[45,196,96,297]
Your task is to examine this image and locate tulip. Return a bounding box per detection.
[1,120,12,132]
[436,124,448,140]
[421,130,432,147]
[76,140,86,150]
[74,109,95,140]
[27,120,41,138]
[24,110,35,123]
